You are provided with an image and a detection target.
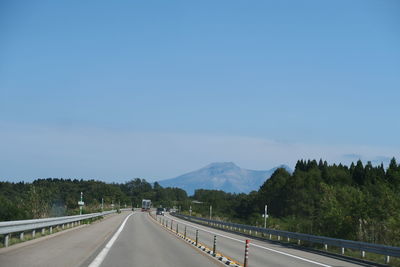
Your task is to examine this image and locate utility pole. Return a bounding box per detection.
[264,204,268,228]
[78,192,84,215]
[210,205,212,220]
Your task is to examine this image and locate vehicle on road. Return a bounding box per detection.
[156,207,165,215]
[141,199,151,211]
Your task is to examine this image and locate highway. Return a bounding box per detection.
[0,211,219,267]
[97,211,219,267]
[0,211,130,267]
[0,210,378,267]
[161,213,376,267]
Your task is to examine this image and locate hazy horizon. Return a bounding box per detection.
[1,1,399,183]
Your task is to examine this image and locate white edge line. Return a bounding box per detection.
[88,212,134,267]
[164,214,331,267]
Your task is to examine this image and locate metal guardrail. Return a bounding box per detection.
[0,210,120,247]
[172,213,400,262]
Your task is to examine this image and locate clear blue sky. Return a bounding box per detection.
[1,0,399,182]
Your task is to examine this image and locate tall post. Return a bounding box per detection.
[209,205,212,220]
[244,239,250,267]
[79,192,83,215]
[264,204,268,228]
[213,235,217,256]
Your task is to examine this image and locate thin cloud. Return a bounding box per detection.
[0,124,399,182]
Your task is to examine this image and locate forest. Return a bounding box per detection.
[1,158,400,246]
[189,158,400,247]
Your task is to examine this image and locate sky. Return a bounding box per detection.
[1,0,399,183]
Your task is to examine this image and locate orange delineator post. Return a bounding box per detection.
[244,239,250,267]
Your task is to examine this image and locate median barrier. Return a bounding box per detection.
[172,213,400,264]
[150,212,243,266]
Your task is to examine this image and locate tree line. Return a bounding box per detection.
[189,158,400,247]
[1,158,399,246]
[0,178,187,220]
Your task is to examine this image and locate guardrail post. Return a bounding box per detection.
[361,251,365,258]
[5,234,10,247]
[213,235,217,256]
[287,237,290,242]
[50,226,53,234]
[4,234,10,247]
[42,228,45,235]
[62,224,65,229]
[297,239,301,245]
[278,235,281,241]
[324,244,328,251]
[184,226,187,239]
[195,230,199,246]
[269,234,272,239]
[341,247,345,255]
[20,232,24,241]
[385,255,390,264]
[32,229,36,238]
[243,239,250,267]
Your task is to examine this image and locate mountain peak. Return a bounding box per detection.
[159,162,286,195]
[205,162,239,169]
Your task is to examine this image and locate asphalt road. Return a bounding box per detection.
[0,211,220,267]
[0,211,131,267]
[0,211,379,267]
[98,212,220,267]
[161,213,376,267]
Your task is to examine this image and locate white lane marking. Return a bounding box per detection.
[250,243,331,267]
[88,212,134,267]
[164,214,331,267]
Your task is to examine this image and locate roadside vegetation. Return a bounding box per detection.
[1,158,400,249]
[189,158,400,248]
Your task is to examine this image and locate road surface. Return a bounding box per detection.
[161,213,376,267]
[98,212,219,267]
[0,211,377,267]
[0,211,130,267]
[0,211,219,267]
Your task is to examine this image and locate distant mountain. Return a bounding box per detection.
[158,162,291,195]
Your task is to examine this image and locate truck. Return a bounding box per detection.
[141,199,151,211]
